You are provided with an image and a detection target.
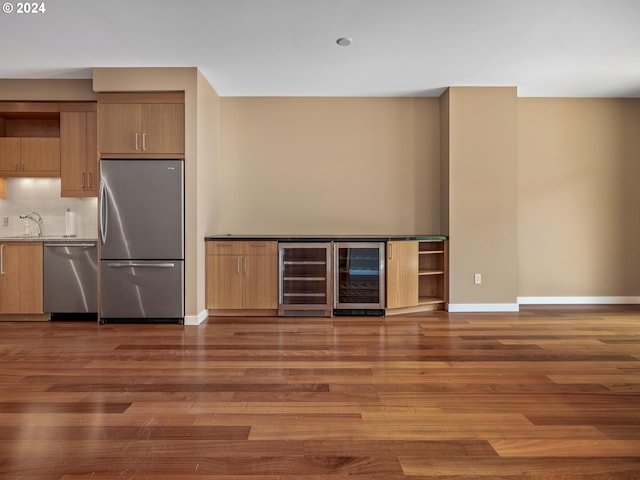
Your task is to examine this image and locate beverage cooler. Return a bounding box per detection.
[333,242,385,315]
[278,242,332,317]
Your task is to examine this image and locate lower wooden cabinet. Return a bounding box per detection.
[0,242,43,314]
[386,240,419,309]
[206,240,278,312]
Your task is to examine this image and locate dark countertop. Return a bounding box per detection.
[206,234,447,242]
[0,236,98,243]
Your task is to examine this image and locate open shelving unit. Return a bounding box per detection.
[417,239,448,307]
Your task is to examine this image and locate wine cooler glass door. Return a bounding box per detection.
[334,242,385,309]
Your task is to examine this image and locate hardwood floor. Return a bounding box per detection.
[1,306,640,478]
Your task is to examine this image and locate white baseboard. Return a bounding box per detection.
[183,309,209,326]
[447,303,520,313]
[518,296,640,305]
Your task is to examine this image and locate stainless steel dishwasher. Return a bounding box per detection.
[43,241,98,319]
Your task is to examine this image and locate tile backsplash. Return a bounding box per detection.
[0,178,97,238]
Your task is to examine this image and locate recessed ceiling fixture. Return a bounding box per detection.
[336,37,352,47]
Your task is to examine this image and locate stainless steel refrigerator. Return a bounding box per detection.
[99,159,184,324]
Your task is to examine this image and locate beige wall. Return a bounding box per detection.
[219,97,441,235]
[195,71,220,316]
[439,89,450,236]
[5,73,640,311]
[446,87,519,306]
[518,98,640,297]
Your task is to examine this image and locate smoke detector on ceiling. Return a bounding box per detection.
[336,37,352,47]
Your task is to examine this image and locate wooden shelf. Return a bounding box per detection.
[283,293,326,297]
[418,296,445,305]
[283,277,326,281]
[283,261,326,265]
[419,269,445,276]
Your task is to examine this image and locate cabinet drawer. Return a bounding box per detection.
[243,241,277,256]
[206,241,242,256]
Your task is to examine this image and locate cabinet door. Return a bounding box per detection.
[60,111,85,194]
[98,103,140,154]
[206,255,243,309]
[0,138,20,172]
[140,103,184,154]
[0,243,43,314]
[20,138,60,175]
[386,240,418,309]
[243,255,278,309]
[61,112,98,197]
[84,112,98,194]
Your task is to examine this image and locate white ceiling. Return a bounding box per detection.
[1,0,639,97]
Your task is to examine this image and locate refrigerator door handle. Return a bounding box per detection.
[108,262,176,268]
[99,181,108,245]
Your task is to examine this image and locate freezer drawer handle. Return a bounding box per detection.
[108,262,176,268]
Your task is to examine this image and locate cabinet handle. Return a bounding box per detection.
[135,133,140,151]
[237,256,241,274]
[142,133,147,151]
[389,243,393,260]
[81,173,85,189]
[0,244,4,275]
[244,256,247,273]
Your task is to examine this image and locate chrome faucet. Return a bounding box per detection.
[19,211,43,237]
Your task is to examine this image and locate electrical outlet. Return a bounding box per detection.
[2,216,8,227]
[474,273,482,285]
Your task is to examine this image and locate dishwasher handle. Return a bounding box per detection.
[107,262,176,268]
[45,243,96,248]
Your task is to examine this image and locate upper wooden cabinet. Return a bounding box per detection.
[0,107,61,178]
[0,137,60,177]
[97,93,185,156]
[60,108,98,197]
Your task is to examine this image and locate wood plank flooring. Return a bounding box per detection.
[1,305,640,478]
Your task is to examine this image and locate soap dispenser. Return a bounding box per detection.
[22,219,30,237]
